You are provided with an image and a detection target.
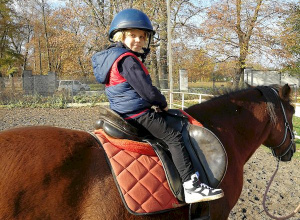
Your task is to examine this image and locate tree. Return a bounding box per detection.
[4,0,218,88]
[15,0,52,75]
[48,7,92,78]
[7,0,296,91]
[158,1,168,89]
[173,43,214,83]
[195,0,294,88]
[40,0,52,72]
[0,0,23,77]
[281,3,300,76]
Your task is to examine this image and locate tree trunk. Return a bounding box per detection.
[233,67,242,88]
[78,56,87,78]
[10,75,15,92]
[85,0,105,32]
[159,3,168,89]
[0,72,5,90]
[109,0,114,22]
[38,36,42,75]
[22,27,31,71]
[41,0,52,72]
[150,41,159,88]
[96,0,104,22]
[235,0,263,88]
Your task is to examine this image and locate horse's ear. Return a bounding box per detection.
[279,84,291,101]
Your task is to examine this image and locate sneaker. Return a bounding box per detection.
[183,173,224,203]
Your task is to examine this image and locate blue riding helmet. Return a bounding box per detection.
[108,8,155,42]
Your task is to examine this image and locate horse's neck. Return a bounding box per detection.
[186,92,270,163]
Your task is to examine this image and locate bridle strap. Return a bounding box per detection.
[260,87,299,219]
[267,88,295,160]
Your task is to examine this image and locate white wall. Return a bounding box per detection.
[244,69,299,87]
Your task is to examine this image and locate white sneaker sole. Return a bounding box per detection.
[185,191,224,204]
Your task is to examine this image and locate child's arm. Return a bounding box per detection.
[118,56,168,109]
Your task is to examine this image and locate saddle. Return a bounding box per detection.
[94,107,227,215]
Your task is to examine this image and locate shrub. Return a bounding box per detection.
[0,89,108,108]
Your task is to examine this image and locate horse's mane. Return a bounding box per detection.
[198,86,283,125]
[201,87,253,106]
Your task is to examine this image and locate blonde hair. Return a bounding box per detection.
[112,31,125,42]
[112,29,148,44]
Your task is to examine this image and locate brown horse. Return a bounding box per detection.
[0,85,295,220]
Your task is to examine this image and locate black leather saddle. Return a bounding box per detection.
[95,106,227,202]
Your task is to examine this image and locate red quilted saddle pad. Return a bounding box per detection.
[94,130,184,215]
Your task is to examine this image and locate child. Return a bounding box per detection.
[92,8,224,204]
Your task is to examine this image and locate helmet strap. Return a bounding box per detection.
[141,48,150,63]
[112,38,152,63]
[140,34,152,62]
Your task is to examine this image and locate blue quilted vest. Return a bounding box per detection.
[92,47,152,116]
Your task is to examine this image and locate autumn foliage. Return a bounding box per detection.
[0,0,298,88]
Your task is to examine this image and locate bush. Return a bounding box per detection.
[73,93,108,104]
[0,89,108,108]
[0,90,24,105]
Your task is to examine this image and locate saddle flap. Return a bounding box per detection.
[144,138,185,202]
[187,125,228,188]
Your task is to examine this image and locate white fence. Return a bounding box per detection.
[162,90,214,109]
[295,104,300,118]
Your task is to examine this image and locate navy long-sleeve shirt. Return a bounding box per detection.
[118,56,167,109]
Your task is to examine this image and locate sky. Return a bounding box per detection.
[47,0,66,8]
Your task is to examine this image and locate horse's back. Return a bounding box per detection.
[0,126,107,219]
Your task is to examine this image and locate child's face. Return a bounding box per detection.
[123,29,146,52]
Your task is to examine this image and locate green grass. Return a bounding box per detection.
[292,116,300,160]
[89,84,105,91]
[189,81,231,88]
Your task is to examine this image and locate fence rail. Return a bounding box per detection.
[162,90,214,109]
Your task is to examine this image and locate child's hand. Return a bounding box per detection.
[163,107,169,111]
[152,106,162,112]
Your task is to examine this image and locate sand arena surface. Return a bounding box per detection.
[0,107,299,219]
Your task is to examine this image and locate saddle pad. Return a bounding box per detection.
[94,129,156,156]
[94,130,183,215]
[180,110,203,127]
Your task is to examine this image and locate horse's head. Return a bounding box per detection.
[261,84,296,162]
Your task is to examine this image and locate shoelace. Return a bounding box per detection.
[199,183,214,190]
[192,176,217,191]
[192,179,213,190]
[192,177,201,188]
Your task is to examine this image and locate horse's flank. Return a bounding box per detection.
[0,126,107,219]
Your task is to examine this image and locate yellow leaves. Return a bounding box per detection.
[173,45,215,82]
[24,3,94,77]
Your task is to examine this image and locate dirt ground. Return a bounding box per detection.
[0,107,299,220]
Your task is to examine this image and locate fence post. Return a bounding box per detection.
[169,91,173,109]
[199,94,202,103]
[182,93,185,110]
[167,0,173,109]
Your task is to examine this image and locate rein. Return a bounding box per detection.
[262,160,300,220]
[258,87,299,219]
